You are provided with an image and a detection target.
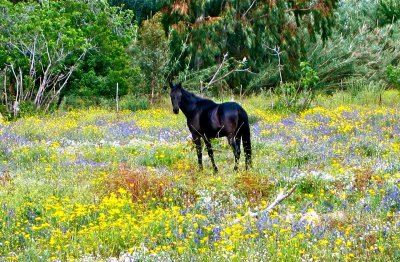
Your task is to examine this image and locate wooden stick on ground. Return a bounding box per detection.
[230,184,298,225]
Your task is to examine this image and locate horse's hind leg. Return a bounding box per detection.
[229,136,241,171]
[205,140,218,173]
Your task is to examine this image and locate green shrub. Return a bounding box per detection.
[387,64,400,88]
[134,12,169,103]
[297,175,324,195]
[273,82,314,112]
[58,95,96,110]
[120,95,150,111]
[306,0,400,93]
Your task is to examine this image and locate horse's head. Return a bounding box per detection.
[169,82,182,114]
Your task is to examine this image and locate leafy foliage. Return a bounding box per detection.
[61,1,140,101]
[0,0,92,114]
[305,0,400,93]
[133,12,170,103]
[387,65,400,88]
[300,61,319,89]
[273,61,319,112]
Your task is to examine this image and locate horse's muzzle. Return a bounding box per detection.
[173,108,179,114]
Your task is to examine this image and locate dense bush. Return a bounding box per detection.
[52,1,141,102]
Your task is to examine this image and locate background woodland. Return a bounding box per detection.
[0,0,399,117]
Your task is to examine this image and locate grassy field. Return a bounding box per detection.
[1,90,400,261]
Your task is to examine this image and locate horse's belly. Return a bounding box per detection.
[205,128,227,139]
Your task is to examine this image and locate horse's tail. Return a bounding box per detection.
[239,109,252,169]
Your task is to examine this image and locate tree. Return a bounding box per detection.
[67,1,139,101]
[162,0,339,91]
[0,0,91,113]
[134,12,170,103]
[377,0,400,26]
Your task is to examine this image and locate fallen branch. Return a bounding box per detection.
[230,184,297,225]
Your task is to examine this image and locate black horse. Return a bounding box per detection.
[169,82,252,172]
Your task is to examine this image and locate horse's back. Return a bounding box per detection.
[191,99,249,138]
[219,102,248,122]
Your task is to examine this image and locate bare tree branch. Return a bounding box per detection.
[166,33,189,81]
[242,0,257,19]
[203,52,228,91]
[43,50,87,111]
[201,54,255,92]
[211,68,256,87]
[266,45,284,85]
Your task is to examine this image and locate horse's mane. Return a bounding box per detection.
[181,88,216,105]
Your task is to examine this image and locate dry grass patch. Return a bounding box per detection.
[235,172,274,205]
[107,164,172,202]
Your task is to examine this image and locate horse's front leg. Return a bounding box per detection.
[192,135,203,170]
[205,139,218,173]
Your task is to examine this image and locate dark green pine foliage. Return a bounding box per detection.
[163,0,339,90]
[108,0,169,22]
[377,0,400,26]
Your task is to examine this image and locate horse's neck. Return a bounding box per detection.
[180,89,200,117]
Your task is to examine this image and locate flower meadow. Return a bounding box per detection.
[1,96,400,261]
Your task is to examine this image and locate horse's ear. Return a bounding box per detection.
[177,83,182,89]
[169,82,174,89]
